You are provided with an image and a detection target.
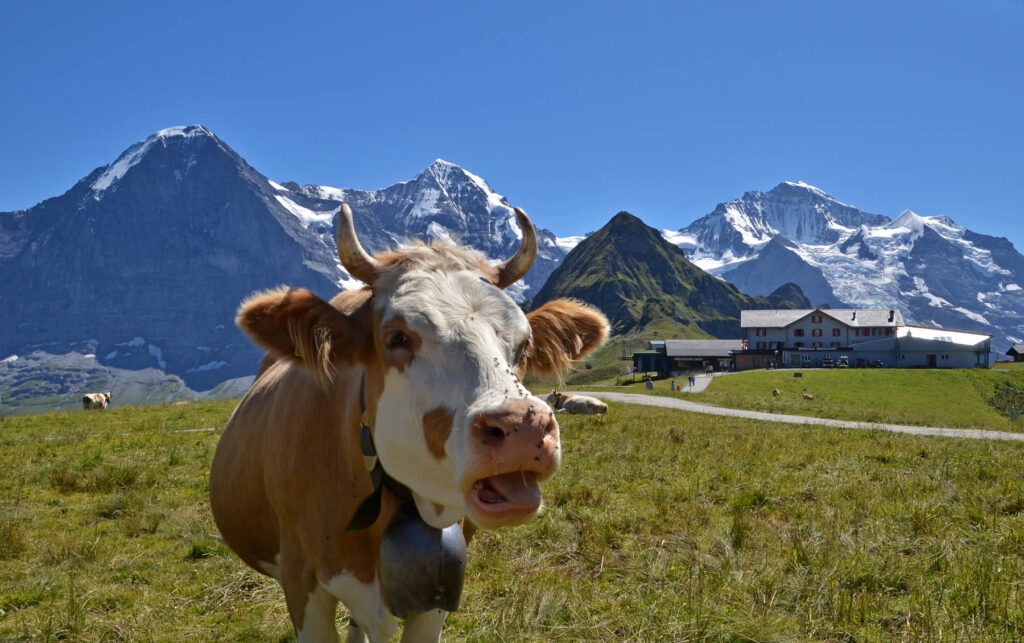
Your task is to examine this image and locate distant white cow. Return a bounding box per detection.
[546,391,608,415]
[82,392,113,410]
[772,389,781,397]
[802,393,814,401]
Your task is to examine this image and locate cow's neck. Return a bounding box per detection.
[346,372,410,531]
[345,371,468,618]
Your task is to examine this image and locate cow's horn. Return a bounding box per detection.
[494,207,537,289]
[337,204,381,285]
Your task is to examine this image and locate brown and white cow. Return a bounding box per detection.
[210,205,608,642]
[545,390,608,415]
[82,392,113,410]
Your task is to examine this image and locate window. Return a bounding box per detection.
[832,328,841,337]
[855,328,861,336]
[794,329,805,337]
[831,342,840,348]
[811,314,822,323]
[755,328,767,337]
[871,328,877,336]
[756,341,766,349]
[812,329,823,337]
[812,342,822,348]
[794,342,804,348]
[885,328,893,336]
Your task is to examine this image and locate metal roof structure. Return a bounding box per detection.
[896,325,991,347]
[740,307,904,328]
[663,339,745,357]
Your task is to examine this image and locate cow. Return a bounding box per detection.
[82,392,113,410]
[545,390,608,415]
[771,389,781,397]
[209,205,609,642]
[803,393,814,400]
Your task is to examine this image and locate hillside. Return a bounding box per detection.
[529,211,806,337]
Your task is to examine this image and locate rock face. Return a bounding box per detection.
[669,182,1024,348]
[529,211,807,338]
[0,126,568,391]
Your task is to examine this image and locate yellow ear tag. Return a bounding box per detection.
[294,343,303,358]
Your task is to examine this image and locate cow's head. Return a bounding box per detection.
[238,205,608,530]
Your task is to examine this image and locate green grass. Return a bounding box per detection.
[2,401,1024,640]
[607,367,1024,432]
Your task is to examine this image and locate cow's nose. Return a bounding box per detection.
[471,398,559,468]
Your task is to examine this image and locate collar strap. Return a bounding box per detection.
[346,372,411,531]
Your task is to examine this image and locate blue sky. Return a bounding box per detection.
[2,0,1022,248]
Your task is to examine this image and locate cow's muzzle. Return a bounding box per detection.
[462,398,560,529]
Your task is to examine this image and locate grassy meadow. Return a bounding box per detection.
[606,366,1024,432]
[2,401,1024,640]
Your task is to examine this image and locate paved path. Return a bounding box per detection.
[573,391,1024,443]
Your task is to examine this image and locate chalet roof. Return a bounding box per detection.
[1009,344,1024,355]
[897,325,990,347]
[741,308,904,328]
[663,339,745,357]
[853,325,992,351]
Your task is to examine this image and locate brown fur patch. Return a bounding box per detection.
[422,407,454,460]
[525,299,610,376]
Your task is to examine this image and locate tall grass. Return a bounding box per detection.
[1,401,1023,640]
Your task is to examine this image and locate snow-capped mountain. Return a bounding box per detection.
[668,182,1024,349]
[0,126,567,392]
[267,158,567,301]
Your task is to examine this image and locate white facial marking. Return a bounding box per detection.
[372,269,543,518]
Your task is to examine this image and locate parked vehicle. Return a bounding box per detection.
[821,354,835,368]
[838,355,850,368]
[869,360,885,368]
[854,358,867,368]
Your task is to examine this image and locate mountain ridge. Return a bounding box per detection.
[671,181,1024,347]
[530,211,807,338]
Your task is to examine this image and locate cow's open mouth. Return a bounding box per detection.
[467,471,541,523]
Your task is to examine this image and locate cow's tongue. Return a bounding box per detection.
[484,471,540,507]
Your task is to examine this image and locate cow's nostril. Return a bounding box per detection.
[481,424,506,442]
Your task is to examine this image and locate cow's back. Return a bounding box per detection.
[564,396,608,415]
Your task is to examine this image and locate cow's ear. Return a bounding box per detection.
[525,299,609,377]
[237,287,369,375]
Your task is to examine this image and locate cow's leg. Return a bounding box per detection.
[280,546,339,643]
[344,619,368,643]
[292,584,340,642]
[400,609,447,642]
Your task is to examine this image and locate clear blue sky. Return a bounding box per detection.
[2,0,1022,248]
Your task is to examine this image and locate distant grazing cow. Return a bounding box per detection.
[82,392,113,410]
[771,389,781,397]
[803,393,814,400]
[209,205,609,642]
[546,391,608,415]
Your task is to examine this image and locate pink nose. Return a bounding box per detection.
[471,399,560,471]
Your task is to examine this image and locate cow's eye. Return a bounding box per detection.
[386,332,408,349]
[514,339,530,365]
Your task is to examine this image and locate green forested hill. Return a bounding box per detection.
[530,211,805,337]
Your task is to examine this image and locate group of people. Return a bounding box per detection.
[665,374,698,392]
